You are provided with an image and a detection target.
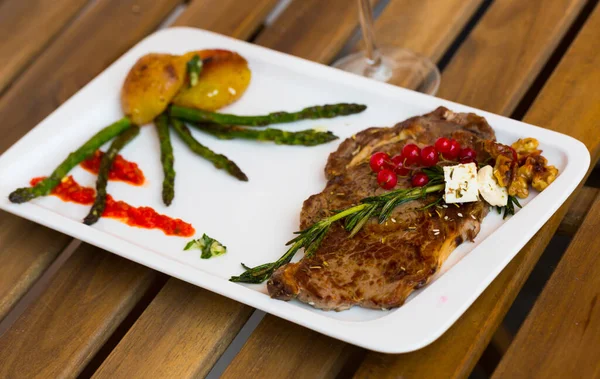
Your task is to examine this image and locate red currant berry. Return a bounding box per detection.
[411,172,430,187]
[459,157,476,165]
[421,146,438,167]
[402,144,421,165]
[443,139,461,160]
[377,169,397,190]
[369,152,390,172]
[459,147,477,160]
[391,155,410,176]
[434,137,451,154]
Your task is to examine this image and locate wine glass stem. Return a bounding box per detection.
[358,0,381,67]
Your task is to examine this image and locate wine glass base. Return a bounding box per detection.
[332,46,441,95]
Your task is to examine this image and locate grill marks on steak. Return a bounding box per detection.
[267,107,496,311]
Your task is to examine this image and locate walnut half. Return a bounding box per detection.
[512,138,539,155]
[509,155,558,197]
[529,155,559,191]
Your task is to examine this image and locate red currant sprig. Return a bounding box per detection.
[369,137,477,189]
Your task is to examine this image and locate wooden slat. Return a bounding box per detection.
[0,0,278,376]
[0,244,159,378]
[173,0,279,38]
[493,199,600,377]
[359,0,484,61]
[557,185,598,236]
[254,0,379,63]
[93,279,253,378]
[437,0,585,115]
[227,315,360,378]
[0,0,89,94]
[356,2,600,378]
[0,0,182,323]
[0,217,70,320]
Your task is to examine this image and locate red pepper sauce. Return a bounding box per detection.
[30,176,194,237]
[104,195,195,237]
[80,150,145,186]
[30,176,95,205]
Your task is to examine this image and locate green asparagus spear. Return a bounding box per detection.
[83,125,140,225]
[155,113,176,206]
[170,103,367,127]
[171,118,248,181]
[9,118,132,204]
[192,123,338,146]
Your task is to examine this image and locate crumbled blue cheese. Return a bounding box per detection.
[477,165,508,206]
[443,163,479,203]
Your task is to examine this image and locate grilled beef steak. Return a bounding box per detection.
[267,107,496,311]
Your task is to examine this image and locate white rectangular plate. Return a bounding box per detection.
[0,28,589,353]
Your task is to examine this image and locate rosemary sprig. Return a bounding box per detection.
[423,165,444,182]
[230,181,445,284]
[496,195,522,219]
[416,197,443,211]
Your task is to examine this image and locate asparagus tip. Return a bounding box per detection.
[162,194,173,206]
[83,214,99,226]
[8,188,33,204]
[235,170,249,182]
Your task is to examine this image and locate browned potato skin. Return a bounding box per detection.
[121,53,187,125]
[172,49,251,111]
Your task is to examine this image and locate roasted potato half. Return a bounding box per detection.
[172,49,251,111]
[121,53,187,125]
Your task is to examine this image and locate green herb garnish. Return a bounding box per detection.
[184,233,227,259]
[495,195,522,219]
[186,54,203,88]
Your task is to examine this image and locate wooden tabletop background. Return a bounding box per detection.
[0,0,599,378]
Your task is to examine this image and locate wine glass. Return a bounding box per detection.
[333,0,441,95]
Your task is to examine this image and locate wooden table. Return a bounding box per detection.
[0,0,599,377]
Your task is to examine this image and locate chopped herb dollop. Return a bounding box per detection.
[184,233,227,259]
